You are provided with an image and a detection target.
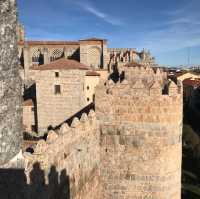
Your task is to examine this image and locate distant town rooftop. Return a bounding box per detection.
[183,78,200,88]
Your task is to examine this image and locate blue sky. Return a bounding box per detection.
[17,0,200,66]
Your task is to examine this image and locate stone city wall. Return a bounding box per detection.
[95,66,183,199]
[24,110,101,199]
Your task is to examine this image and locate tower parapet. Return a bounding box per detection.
[96,63,182,199]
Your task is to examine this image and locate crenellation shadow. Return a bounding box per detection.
[0,162,70,199]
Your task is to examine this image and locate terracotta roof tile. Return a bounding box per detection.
[86,71,100,76]
[79,37,107,42]
[183,78,200,87]
[30,58,89,71]
[23,99,33,107]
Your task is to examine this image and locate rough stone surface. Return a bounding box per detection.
[0,12,183,198]
[35,69,86,132]
[96,65,182,199]
[0,0,22,165]
[25,111,100,199]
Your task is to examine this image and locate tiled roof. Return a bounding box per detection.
[30,58,89,71]
[79,38,107,42]
[23,99,33,107]
[18,40,79,45]
[86,71,100,76]
[183,78,200,87]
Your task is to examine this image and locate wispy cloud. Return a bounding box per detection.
[137,0,200,53]
[74,1,123,26]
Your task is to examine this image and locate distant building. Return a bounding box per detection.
[17,23,156,82]
[22,58,104,133]
[18,23,157,134]
[30,58,89,132]
[182,78,200,105]
[177,72,200,82]
[23,99,36,133]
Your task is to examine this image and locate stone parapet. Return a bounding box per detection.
[96,64,182,199]
[24,110,101,199]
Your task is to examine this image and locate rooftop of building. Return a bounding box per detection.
[30,58,89,71]
[23,99,33,107]
[18,38,107,46]
[86,71,100,76]
[183,78,200,87]
[79,37,107,42]
[18,40,79,46]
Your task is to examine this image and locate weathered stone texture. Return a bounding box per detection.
[0,0,22,165]
[96,66,182,199]
[35,69,86,132]
[25,110,101,199]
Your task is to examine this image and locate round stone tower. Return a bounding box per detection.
[0,0,22,165]
[96,64,182,199]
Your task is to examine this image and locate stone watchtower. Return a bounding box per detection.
[96,64,182,199]
[0,0,22,165]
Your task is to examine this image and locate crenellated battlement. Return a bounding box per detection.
[98,63,181,98]
[95,63,182,199]
[24,110,101,199]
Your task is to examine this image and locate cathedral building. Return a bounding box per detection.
[17,23,156,82]
[18,23,157,134]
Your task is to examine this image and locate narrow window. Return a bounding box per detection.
[87,97,90,102]
[54,85,61,95]
[55,72,59,78]
[93,94,95,103]
[87,86,89,90]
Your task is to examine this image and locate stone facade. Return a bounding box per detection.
[17,24,155,82]
[35,68,87,133]
[17,64,182,199]
[0,13,183,199]
[84,71,100,105]
[0,0,22,165]
[24,110,101,199]
[79,39,108,69]
[95,65,182,199]
[22,59,107,134]
[23,99,35,133]
[1,62,182,198]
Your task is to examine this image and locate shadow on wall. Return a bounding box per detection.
[53,102,95,130]
[0,162,70,199]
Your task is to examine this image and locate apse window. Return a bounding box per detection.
[54,85,61,95]
[55,72,59,78]
[87,86,90,90]
[87,97,90,101]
